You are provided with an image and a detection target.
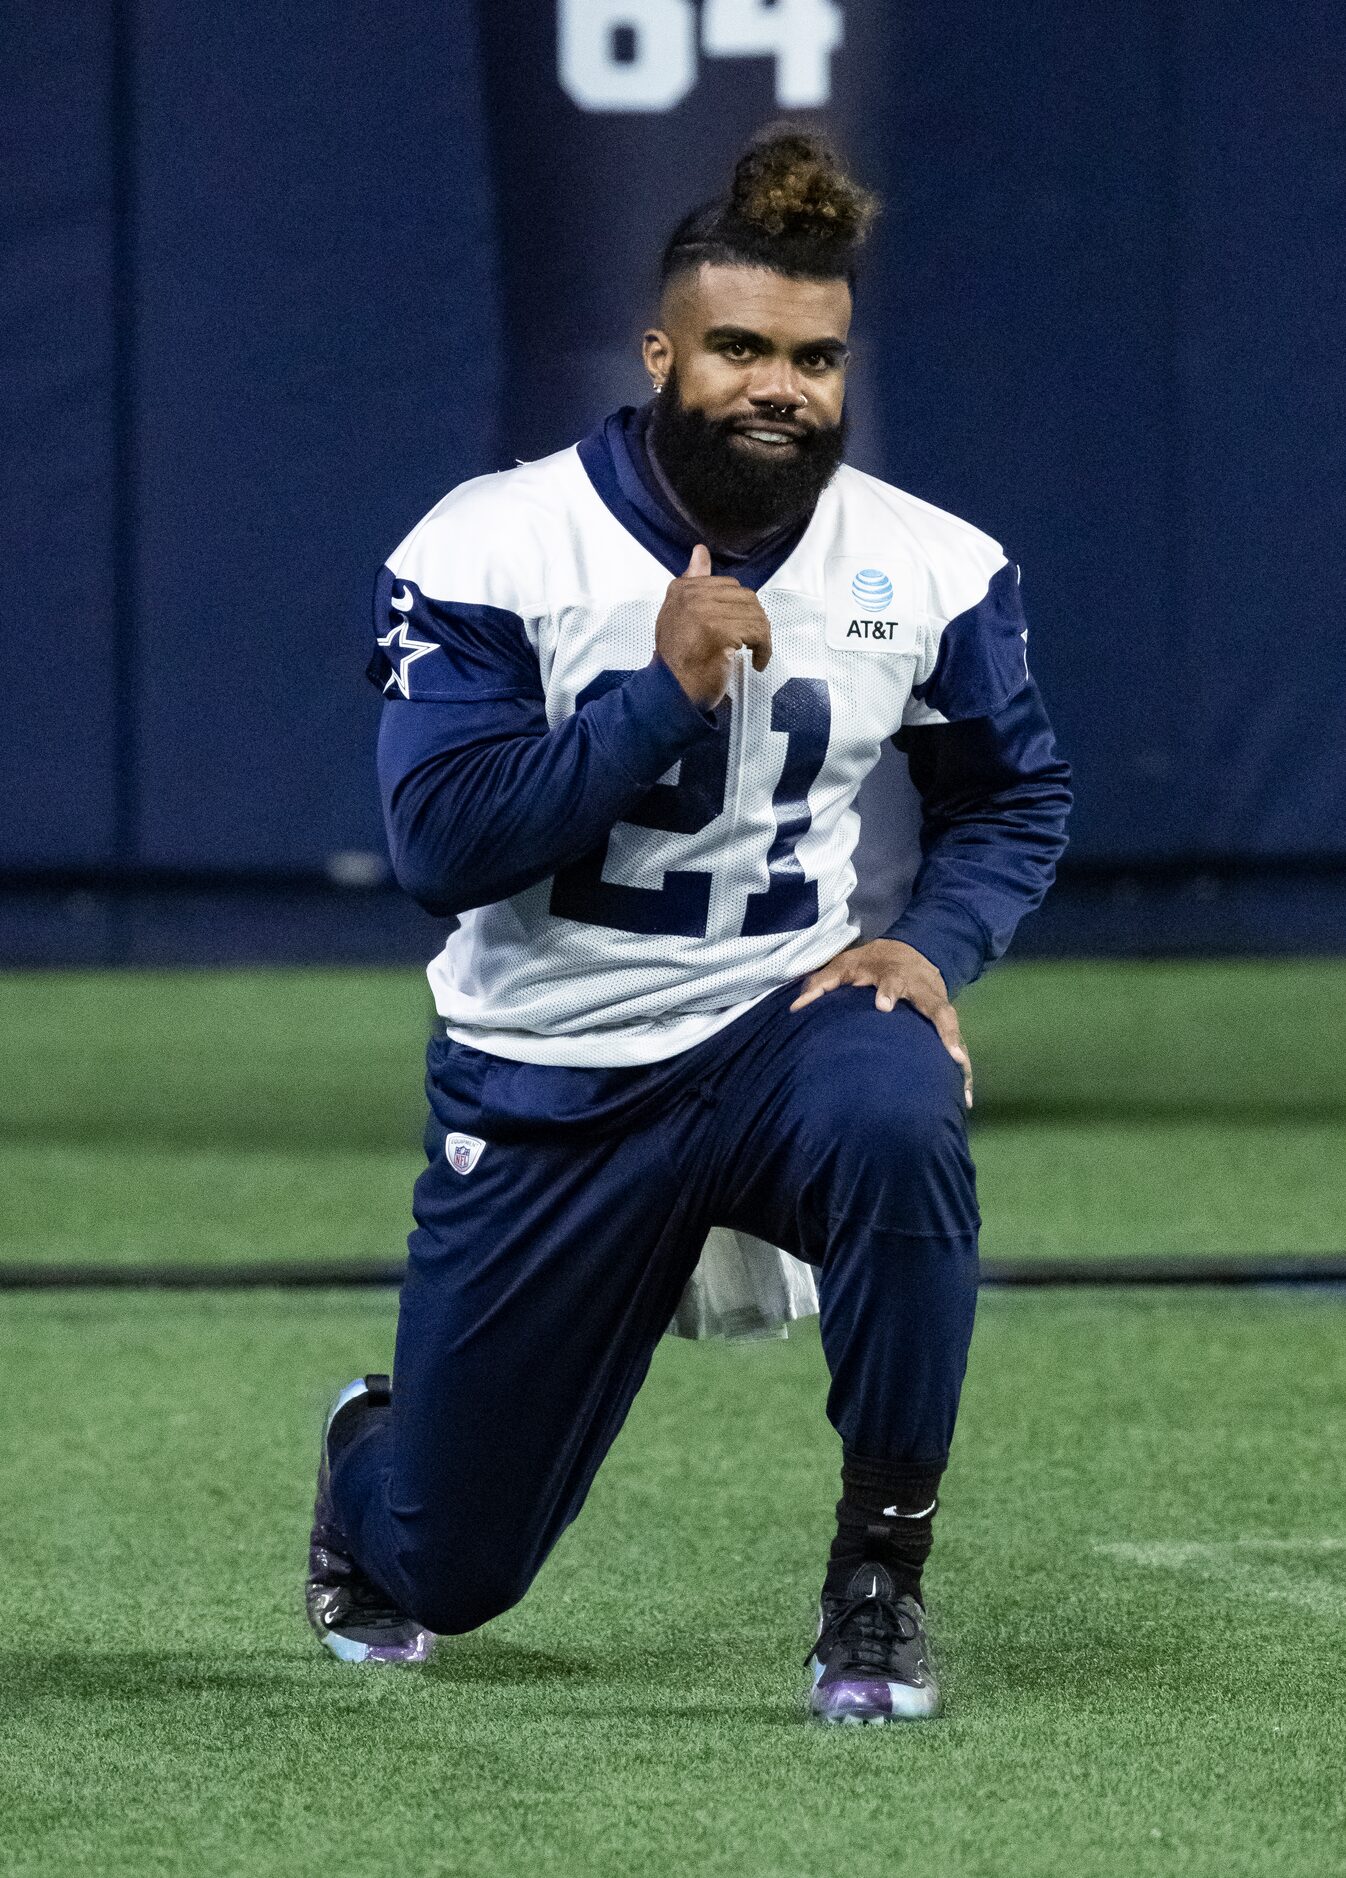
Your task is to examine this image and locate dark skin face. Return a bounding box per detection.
[641,263,852,462]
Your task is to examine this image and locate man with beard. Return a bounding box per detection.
[306,126,1072,1723]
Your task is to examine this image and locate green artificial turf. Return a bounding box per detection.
[2,960,1344,1268]
[2,1288,1343,1876]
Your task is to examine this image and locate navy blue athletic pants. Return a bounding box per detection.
[329,979,980,1636]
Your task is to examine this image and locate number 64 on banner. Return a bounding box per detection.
[558,0,845,112]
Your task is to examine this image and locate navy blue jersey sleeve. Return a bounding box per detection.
[883,676,1073,998]
[903,559,1033,727]
[369,567,717,917]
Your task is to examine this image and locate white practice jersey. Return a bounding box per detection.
[381,428,1027,1067]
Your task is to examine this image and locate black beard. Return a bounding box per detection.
[647,371,847,537]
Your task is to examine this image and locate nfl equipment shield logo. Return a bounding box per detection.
[445,1132,486,1176]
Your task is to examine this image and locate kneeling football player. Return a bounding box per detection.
[306,125,1072,1722]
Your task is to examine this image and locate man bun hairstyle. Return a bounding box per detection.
[661,122,880,290]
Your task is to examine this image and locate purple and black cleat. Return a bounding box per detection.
[306,1374,436,1666]
[807,1562,939,1723]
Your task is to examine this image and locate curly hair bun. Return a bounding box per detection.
[729,123,879,247]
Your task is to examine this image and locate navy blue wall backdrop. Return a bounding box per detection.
[2,1,1344,964]
[2,0,501,962]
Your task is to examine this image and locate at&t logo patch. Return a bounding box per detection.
[825,555,925,653]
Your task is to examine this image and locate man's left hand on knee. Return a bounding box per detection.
[789,939,974,1111]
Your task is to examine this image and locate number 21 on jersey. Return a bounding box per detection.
[549,671,831,939]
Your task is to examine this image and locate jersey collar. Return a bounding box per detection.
[576,403,812,592]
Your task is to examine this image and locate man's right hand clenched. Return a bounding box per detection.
[654,542,773,709]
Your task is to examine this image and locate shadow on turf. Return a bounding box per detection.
[426,1637,795,1722]
[5,1646,805,1726]
[425,1639,600,1687]
[1,1654,293,1708]
[3,1641,600,1709]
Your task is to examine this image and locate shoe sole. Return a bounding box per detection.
[309,1377,436,1667]
[809,1663,939,1723]
[325,1376,375,1445]
[309,1614,435,1666]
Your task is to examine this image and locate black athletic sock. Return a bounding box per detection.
[823,1450,944,1605]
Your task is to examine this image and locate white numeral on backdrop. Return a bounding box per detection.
[558,0,844,112]
[558,0,698,112]
[701,0,843,107]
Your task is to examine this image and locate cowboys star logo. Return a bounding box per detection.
[377,585,437,698]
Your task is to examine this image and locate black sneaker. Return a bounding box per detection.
[305,1374,435,1666]
[807,1561,939,1722]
